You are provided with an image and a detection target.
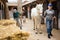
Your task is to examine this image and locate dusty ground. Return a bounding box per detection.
[22,19,60,40]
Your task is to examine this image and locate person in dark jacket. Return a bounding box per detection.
[44,3,56,39]
[13,9,22,29]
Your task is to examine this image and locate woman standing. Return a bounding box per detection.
[44,3,56,39]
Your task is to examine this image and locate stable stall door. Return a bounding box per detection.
[57,1,60,29]
[58,12,60,29]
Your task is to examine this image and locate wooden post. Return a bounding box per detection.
[3,0,10,19]
[27,5,30,19]
[4,3,9,19]
[17,0,22,14]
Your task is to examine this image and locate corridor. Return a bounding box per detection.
[22,19,60,40]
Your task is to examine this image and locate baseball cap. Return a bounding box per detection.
[48,3,53,6]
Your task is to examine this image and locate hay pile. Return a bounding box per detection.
[0,20,16,26]
[0,20,29,40]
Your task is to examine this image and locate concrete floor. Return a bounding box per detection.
[22,19,60,40]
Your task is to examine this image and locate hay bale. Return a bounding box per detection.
[0,20,16,26]
[0,20,29,40]
[21,31,30,37]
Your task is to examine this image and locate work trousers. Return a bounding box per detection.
[15,18,22,29]
[46,18,53,35]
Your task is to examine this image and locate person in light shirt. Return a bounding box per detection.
[44,3,56,39]
[31,6,38,17]
[31,4,38,31]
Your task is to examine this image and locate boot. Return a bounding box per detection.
[35,32,38,34]
[39,32,42,34]
[48,34,51,39]
[50,33,53,36]
[33,28,35,30]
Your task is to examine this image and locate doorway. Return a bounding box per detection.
[57,0,60,29]
[51,1,58,29]
[0,2,5,20]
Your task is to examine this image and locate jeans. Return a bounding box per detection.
[15,18,22,29]
[46,18,53,35]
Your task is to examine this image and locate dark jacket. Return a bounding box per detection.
[13,12,20,18]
